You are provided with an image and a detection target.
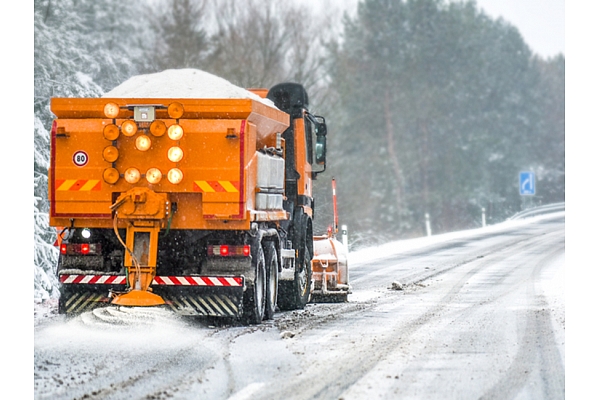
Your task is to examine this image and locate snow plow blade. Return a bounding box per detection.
[58,274,245,318]
[311,290,350,303]
[310,236,350,303]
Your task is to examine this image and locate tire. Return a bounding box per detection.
[264,242,278,320]
[243,244,266,324]
[295,243,312,308]
[278,212,313,311]
[277,242,312,310]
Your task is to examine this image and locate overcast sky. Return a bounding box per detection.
[308,0,565,58]
[474,0,564,58]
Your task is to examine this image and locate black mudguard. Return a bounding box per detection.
[58,274,245,318]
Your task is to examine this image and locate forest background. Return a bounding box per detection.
[33,0,565,301]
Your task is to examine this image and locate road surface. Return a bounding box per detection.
[34,213,565,399]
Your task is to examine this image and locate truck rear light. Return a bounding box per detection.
[220,245,230,256]
[103,124,120,140]
[243,245,251,257]
[103,168,120,184]
[121,120,138,137]
[168,168,183,184]
[124,167,141,183]
[146,168,162,184]
[135,134,152,151]
[104,102,120,118]
[168,124,183,141]
[168,146,183,163]
[208,245,251,257]
[81,243,90,255]
[103,146,119,162]
[168,102,184,119]
[60,243,102,255]
[150,120,167,137]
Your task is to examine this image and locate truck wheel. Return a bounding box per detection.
[295,243,312,308]
[264,242,278,320]
[277,243,312,310]
[243,244,266,324]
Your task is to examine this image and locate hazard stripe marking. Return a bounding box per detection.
[80,180,101,191]
[187,296,208,315]
[59,275,242,286]
[193,181,239,193]
[219,180,239,193]
[195,181,215,193]
[161,294,241,317]
[60,275,127,285]
[56,179,101,191]
[206,296,224,315]
[62,292,240,317]
[225,277,239,286]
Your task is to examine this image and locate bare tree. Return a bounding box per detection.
[205,0,288,87]
[204,0,338,108]
[150,0,210,71]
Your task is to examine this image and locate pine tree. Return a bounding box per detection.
[34,0,149,300]
[329,0,546,245]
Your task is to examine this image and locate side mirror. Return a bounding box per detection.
[314,116,327,165]
[315,135,327,165]
[314,115,327,137]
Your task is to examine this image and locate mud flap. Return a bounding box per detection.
[58,274,245,318]
[153,285,244,318]
[59,284,122,314]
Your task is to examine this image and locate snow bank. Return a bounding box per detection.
[102,68,276,108]
[348,211,566,266]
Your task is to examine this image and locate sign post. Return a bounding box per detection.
[519,172,535,196]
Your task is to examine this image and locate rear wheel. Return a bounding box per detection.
[296,243,312,307]
[277,242,312,310]
[243,244,266,324]
[278,212,312,311]
[264,242,278,320]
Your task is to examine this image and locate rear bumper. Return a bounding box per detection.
[59,274,245,318]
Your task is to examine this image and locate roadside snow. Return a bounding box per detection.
[102,68,276,108]
[348,211,566,266]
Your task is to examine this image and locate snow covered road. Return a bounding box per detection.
[34,213,565,399]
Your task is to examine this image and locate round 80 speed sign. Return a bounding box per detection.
[73,151,89,167]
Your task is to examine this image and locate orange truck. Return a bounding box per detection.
[48,81,342,323]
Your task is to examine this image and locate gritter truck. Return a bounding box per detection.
[49,73,348,324]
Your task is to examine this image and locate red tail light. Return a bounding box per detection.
[220,245,230,256]
[60,243,101,255]
[208,245,251,257]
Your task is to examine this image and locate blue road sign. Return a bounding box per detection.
[519,172,535,195]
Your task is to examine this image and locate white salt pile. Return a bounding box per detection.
[102,68,275,107]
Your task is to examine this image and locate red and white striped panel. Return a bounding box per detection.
[152,276,243,286]
[60,275,127,284]
[59,274,243,287]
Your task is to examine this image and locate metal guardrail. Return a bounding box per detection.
[508,202,565,220]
